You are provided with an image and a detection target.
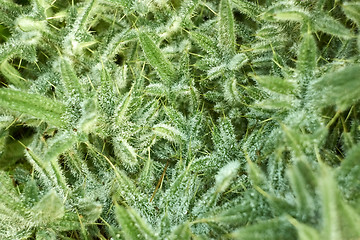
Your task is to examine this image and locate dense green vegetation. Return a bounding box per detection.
[1,0,360,239]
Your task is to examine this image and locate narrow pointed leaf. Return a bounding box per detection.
[76,0,96,32]
[314,13,353,39]
[145,83,169,97]
[32,190,65,224]
[0,39,22,63]
[288,217,321,240]
[232,0,262,20]
[103,0,132,11]
[219,0,236,55]
[36,229,56,240]
[60,58,84,99]
[337,143,360,201]
[342,2,360,27]
[169,222,192,240]
[115,205,156,240]
[0,88,66,127]
[319,164,360,240]
[310,65,360,111]
[224,77,242,104]
[49,158,68,192]
[98,68,116,117]
[247,159,267,188]
[153,123,184,144]
[78,201,102,223]
[262,4,309,22]
[113,137,138,168]
[228,53,248,70]
[230,218,296,240]
[287,161,315,213]
[0,61,27,89]
[51,212,81,231]
[44,132,77,162]
[253,75,296,94]
[215,161,240,193]
[115,90,133,123]
[138,32,175,84]
[297,32,317,80]
[190,31,218,55]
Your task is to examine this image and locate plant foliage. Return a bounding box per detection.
[0,0,360,239]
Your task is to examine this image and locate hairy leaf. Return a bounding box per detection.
[0,88,66,127]
[138,31,175,84]
[219,0,236,55]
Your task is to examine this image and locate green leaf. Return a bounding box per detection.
[287,160,315,213]
[115,205,157,240]
[51,212,81,231]
[232,0,262,20]
[44,131,77,162]
[255,97,296,110]
[23,179,39,207]
[310,65,360,111]
[215,161,240,193]
[98,68,116,117]
[190,31,218,55]
[78,200,102,223]
[137,153,154,190]
[177,0,200,22]
[228,53,248,70]
[0,115,13,128]
[0,61,27,89]
[161,0,200,38]
[0,171,25,212]
[36,229,56,240]
[0,88,66,127]
[253,75,296,94]
[169,222,192,240]
[103,0,132,11]
[115,89,134,124]
[138,31,175,84]
[342,2,360,27]
[246,158,266,188]
[319,163,360,240]
[219,0,236,55]
[113,137,138,168]
[263,7,309,22]
[208,197,255,226]
[60,58,84,99]
[26,147,68,192]
[224,77,242,104]
[262,4,309,22]
[49,158,68,192]
[145,83,169,97]
[313,12,353,39]
[337,143,360,201]
[25,148,53,186]
[288,217,321,240]
[32,190,65,224]
[73,0,97,33]
[230,218,296,240]
[0,39,22,63]
[78,97,97,133]
[281,124,307,159]
[297,32,317,80]
[16,17,47,32]
[0,129,7,158]
[153,123,184,144]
